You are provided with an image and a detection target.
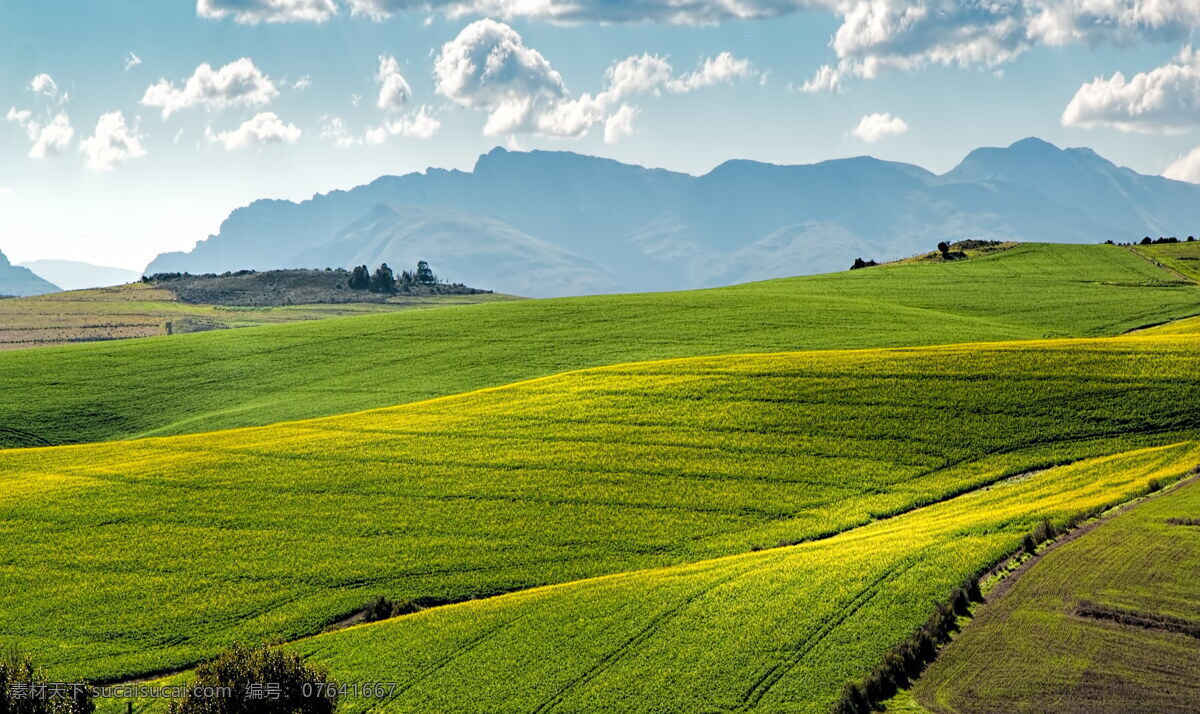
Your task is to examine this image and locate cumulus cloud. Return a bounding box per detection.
[8,107,74,159]
[604,104,638,143]
[125,52,142,71]
[435,20,755,138]
[292,75,312,90]
[80,111,145,170]
[30,74,59,98]
[849,112,909,142]
[376,55,413,110]
[1062,46,1200,133]
[197,0,337,23]
[207,111,302,149]
[141,58,279,119]
[30,114,75,158]
[1164,146,1200,183]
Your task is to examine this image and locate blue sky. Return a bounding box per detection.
[3,0,1200,270]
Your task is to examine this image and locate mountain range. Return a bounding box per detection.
[18,260,143,292]
[146,138,1200,297]
[0,250,60,297]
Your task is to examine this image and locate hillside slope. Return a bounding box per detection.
[913,475,1200,714]
[2,243,1198,448]
[145,139,1200,294]
[3,334,1200,682]
[285,444,1198,714]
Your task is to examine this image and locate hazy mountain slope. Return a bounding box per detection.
[18,259,141,290]
[291,204,619,297]
[144,139,1200,296]
[0,249,60,297]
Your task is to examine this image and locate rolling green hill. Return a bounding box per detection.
[2,243,1198,449]
[3,332,1199,685]
[285,443,1197,714]
[910,472,1200,714]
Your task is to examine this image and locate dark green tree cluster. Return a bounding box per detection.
[850,258,879,270]
[349,261,441,292]
[348,266,370,290]
[363,595,422,623]
[1140,236,1193,245]
[167,644,337,714]
[0,648,93,714]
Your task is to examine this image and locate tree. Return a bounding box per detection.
[348,265,370,290]
[937,241,950,255]
[1141,236,1153,245]
[415,260,437,286]
[168,644,337,714]
[1189,236,1196,242]
[369,263,396,293]
[0,648,94,714]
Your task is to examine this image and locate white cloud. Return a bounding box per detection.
[376,55,413,110]
[6,107,37,140]
[435,20,755,138]
[30,74,59,98]
[0,188,11,197]
[850,112,909,142]
[669,52,756,91]
[604,104,638,143]
[197,0,337,23]
[141,58,278,119]
[434,19,571,135]
[1164,145,1200,183]
[798,64,842,93]
[386,105,441,138]
[1062,46,1200,133]
[292,75,312,90]
[29,113,75,158]
[125,52,143,71]
[80,111,145,170]
[207,111,302,150]
[321,116,361,147]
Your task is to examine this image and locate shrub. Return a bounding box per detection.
[0,647,94,714]
[363,595,421,623]
[168,644,336,714]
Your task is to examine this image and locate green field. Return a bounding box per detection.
[3,241,1200,711]
[911,473,1200,714]
[1132,241,1200,283]
[2,332,1200,686]
[285,443,1197,713]
[0,282,514,352]
[2,243,1198,449]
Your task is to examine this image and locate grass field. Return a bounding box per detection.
[1132,241,1200,283]
[3,332,1200,684]
[911,473,1200,714]
[279,443,1198,714]
[2,242,1199,448]
[0,283,514,351]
